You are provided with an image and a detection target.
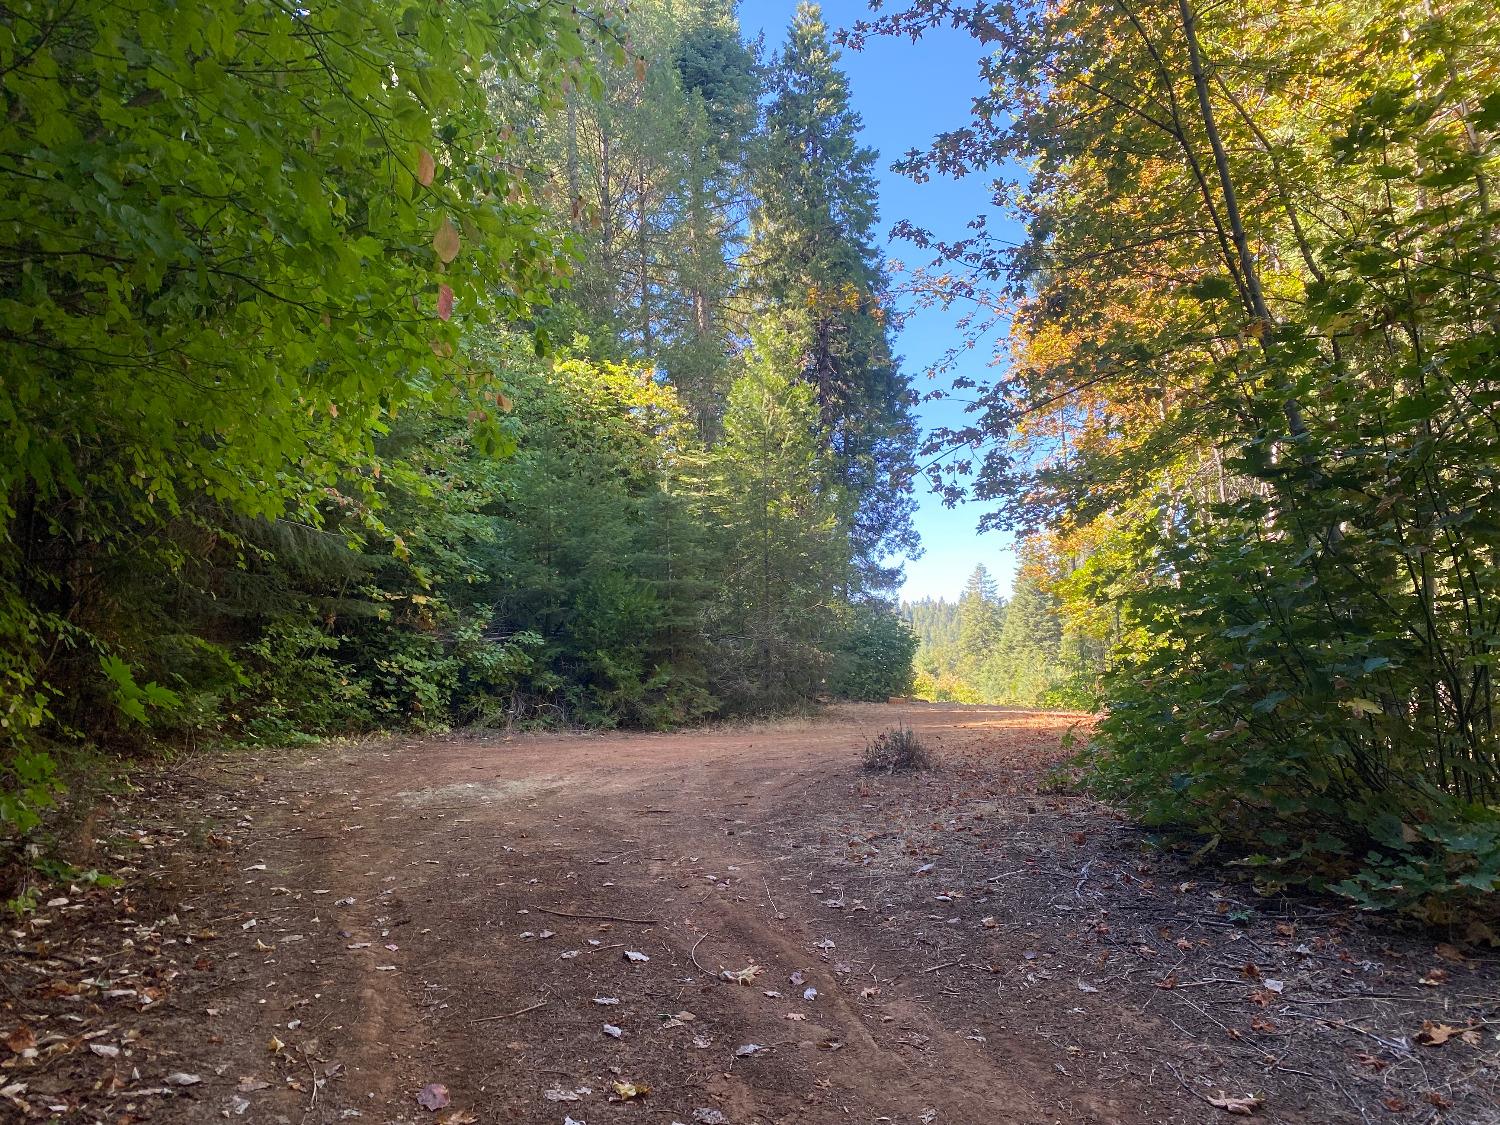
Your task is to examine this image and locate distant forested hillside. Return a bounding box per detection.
[902,562,1101,707]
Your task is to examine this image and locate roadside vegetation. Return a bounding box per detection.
[853,0,1500,918]
[1,1,917,861]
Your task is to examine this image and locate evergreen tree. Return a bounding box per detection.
[530,0,758,431]
[983,575,1064,705]
[668,1,759,430]
[956,564,1004,677]
[704,315,847,711]
[751,2,918,594]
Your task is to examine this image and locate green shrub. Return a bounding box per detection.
[831,603,918,701]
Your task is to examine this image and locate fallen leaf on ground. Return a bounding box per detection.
[165,1073,202,1086]
[439,1112,478,1125]
[720,964,761,985]
[624,950,650,963]
[1415,1021,1477,1046]
[693,1110,729,1124]
[592,997,620,1006]
[785,1012,807,1021]
[603,1023,623,1039]
[542,1088,580,1102]
[417,1083,451,1111]
[611,1080,649,1100]
[734,1043,765,1057]
[238,1077,271,1092]
[1207,1091,1263,1115]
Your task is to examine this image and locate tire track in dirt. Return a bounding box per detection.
[123,706,1171,1123]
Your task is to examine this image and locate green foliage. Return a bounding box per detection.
[904,565,1092,707]
[0,0,614,838]
[704,315,850,712]
[881,0,1500,913]
[0,0,923,857]
[751,2,919,593]
[830,603,917,701]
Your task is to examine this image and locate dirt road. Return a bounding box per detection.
[6,703,1498,1124]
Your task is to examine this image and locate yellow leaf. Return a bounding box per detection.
[1416,1021,1464,1046]
[416,148,436,188]
[433,216,461,264]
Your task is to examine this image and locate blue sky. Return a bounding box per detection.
[740,0,1021,601]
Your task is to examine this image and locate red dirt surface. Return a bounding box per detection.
[4,703,1498,1124]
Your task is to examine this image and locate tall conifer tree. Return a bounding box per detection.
[751,2,918,594]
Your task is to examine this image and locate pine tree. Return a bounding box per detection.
[750,2,918,594]
[985,575,1064,705]
[668,1,759,430]
[956,564,1004,681]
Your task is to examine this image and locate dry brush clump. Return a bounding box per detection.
[862,725,931,773]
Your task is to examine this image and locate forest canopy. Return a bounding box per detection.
[0,0,918,838]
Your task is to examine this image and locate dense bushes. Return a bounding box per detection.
[831,603,918,702]
[874,0,1500,915]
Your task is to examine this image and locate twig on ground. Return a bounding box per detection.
[531,906,658,924]
[922,958,964,974]
[472,1000,547,1024]
[1075,860,1093,897]
[690,931,708,973]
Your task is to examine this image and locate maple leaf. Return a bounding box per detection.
[1415,1021,1470,1046]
